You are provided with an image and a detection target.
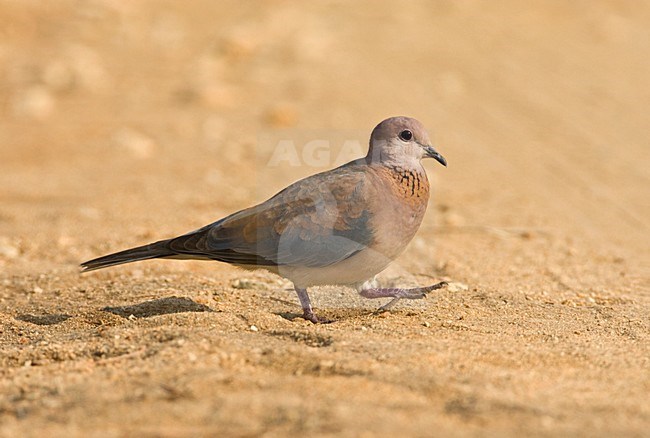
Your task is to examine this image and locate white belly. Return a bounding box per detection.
[278,246,395,288]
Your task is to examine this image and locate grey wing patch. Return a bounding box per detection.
[272,208,372,267]
[166,167,375,268]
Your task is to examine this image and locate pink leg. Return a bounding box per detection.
[295,287,331,323]
[358,281,448,311]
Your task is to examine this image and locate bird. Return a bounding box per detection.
[81,116,448,323]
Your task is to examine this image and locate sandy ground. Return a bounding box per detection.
[1,1,649,436]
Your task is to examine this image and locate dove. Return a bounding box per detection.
[81,116,447,323]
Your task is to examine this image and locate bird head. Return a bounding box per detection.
[367,116,447,168]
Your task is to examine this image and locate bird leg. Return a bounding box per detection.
[358,281,448,312]
[294,287,328,323]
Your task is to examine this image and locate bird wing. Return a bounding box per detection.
[166,164,375,268]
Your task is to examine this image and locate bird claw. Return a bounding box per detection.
[301,310,332,324]
[420,281,448,293]
[376,298,401,312]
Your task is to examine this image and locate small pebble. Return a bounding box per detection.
[319,360,335,369]
[0,239,19,259]
[446,282,469,292]
[232,279,266,290]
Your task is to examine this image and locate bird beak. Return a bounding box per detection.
[423,146,447,167]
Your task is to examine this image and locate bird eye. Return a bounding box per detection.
[398,130,413,141]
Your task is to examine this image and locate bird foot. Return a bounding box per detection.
[301,310,332,324]
[358,281,448,312]
[295,287,333,323]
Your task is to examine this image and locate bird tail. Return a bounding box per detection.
[80,240,174,272]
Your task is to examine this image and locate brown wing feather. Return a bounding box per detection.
[166,164,375,268]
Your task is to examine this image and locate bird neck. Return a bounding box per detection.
[380,163,430,199]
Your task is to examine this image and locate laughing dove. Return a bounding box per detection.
[81,116,447,323]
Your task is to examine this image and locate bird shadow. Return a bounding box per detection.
[276,312,329,323]
[275,308,377,324]
[103,296,213,319]
[16,313,72,326]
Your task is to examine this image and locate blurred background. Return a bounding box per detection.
[1,0,648,268]
[1,1,649,435]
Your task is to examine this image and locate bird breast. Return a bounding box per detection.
[368,165,430,259]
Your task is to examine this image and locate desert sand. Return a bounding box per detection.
[1,1,648,436]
